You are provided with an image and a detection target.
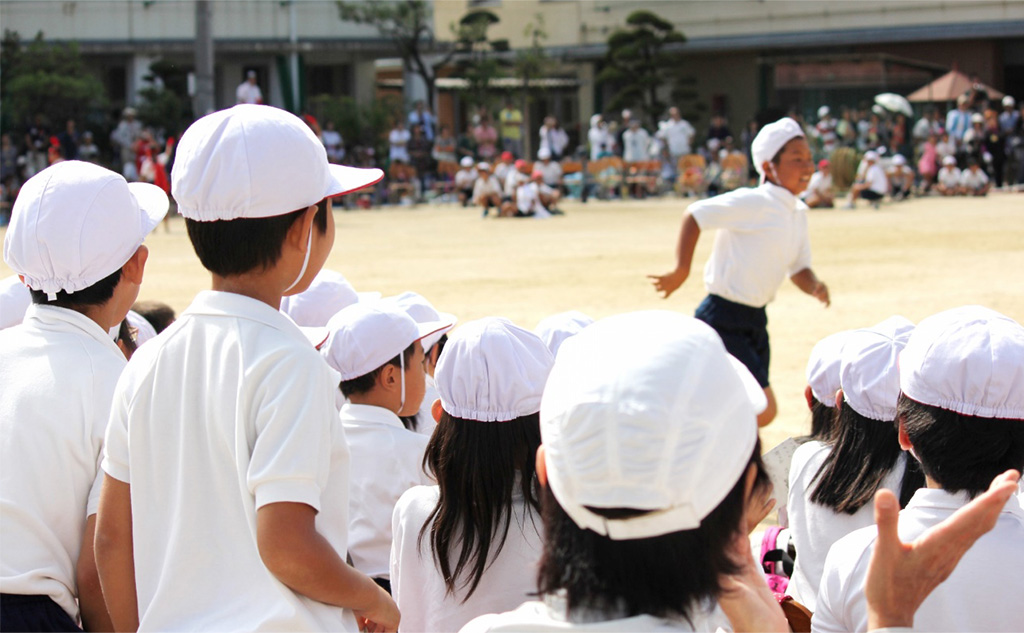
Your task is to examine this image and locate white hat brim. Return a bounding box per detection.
[324,165,384,198]
[127,182,170,234]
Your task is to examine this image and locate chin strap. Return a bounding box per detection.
[283,223,314,294]
[399,349,406,412]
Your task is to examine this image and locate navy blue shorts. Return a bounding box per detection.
[694,294,770,388]
[0,594,82,632]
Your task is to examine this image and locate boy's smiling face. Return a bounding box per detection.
[769,137,815,196]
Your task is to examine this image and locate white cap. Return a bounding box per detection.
[126,309,158,346]
[839,316,915,421]
[280,269,379,327]
[460,156,474,168]
[0,275,32,330]
[436,317,553,422]
[476,162,491,171]
[541,311,765,540]
[379,291,456,351]
[942,155,957,166]
[171,105,383,221]
[900,306,1024,419]
[1003,96,1016,108]
[534,310,594,358]
[537,148,552,160]
[818,105,830,118]
[321,303,448,381]
[4,161,167,300]
[971,113,984,124]
[892,154,907,166]
[751,117,804,178]
[806,330,854,407]
[864,150,879,162]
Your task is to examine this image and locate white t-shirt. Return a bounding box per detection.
[102,290,358,631]
[689,183,813,308]
[802,171,832,199]
[959,168,989,190]
[236,81,263,105]
[937,166,961,188]
[460,593,731,633]
[622,127,651,163]
[389,128,412,163]
[455,168,478,190]
[474,175,504,201]
[505,170,530,197]
[341,402,432,579]
[0,305,126,622]
[785,441,908,611]
[662,118,696,156]
[862,164,889,195]
[537,160,563,187]
[516,182,552,217]
[814,489,1024,633]
[391,485,543,633]
[493,162,512,186]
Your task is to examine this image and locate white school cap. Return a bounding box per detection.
[126,309,158,346]
[864,150,879,162]
[4,161,167,300]
[806,329,854,407]
[171,104,383,221]
[537,148,552,160]
[321,303,448,381]
[435,317,554,422]
[541,311,765,540]
[817,105,830,118]
[892,154,907,166]
[0,275,31,330]
[751,117,804,178]
[839,316,915,421]
[1003,96,1016,108]
[379,291,456,351]
[899,306,1024,419]
[534,310,594,358]
[280,269,379,327]
[460,156,475,168]
[942,155,957,166]
[476,162,491,171]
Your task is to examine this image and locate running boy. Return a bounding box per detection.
[93,105,396,632]
[648,117,829,426]
[1,161,166,632]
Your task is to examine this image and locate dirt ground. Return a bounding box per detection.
[4,191,1023,450]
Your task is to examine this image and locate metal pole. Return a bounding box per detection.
[194,0,215,116]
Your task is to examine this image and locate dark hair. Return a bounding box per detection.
[29,267,122,308]
[131,299,176,333]
[898,394,1024,498]
[400,334,449,433]
[185,199,328,276]
[339,342,415,399]
[116,319,137,359]
[536,441,764,624]
[806,398,839,443]
[418,410,542,601]
[810,404,924,514]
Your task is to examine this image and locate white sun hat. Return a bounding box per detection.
[126,309,159,346]
[751,117,805,180]
[541,311,765,541]
[4,161,167,300]
[806,329,854,407]
[460,156,475,168]
[900,306,1024,419]
[435,317,554,422]
[379,291,456,351]
[171,104,383,221]
[534,310,595,358]
[839,316,915,421]
[280,269,379,327]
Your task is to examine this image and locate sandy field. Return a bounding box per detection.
[3,191,1023,449]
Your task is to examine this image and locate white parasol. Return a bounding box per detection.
[874,93,914,117]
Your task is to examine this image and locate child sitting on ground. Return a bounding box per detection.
[935,155,961,196]
[454,156,477,207]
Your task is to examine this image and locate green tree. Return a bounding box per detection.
[136,59,194,139]
[1,30,107,136]
[596,10,694,126]
[453,10,508,112]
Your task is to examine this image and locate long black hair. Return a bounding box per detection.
[536,441,768,624]
[418,410,542,600]
[810,403,923,514]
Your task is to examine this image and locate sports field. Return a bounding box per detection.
[3,192,1022,448]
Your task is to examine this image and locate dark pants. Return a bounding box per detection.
[0,594,81,632]
[694,294,770,387]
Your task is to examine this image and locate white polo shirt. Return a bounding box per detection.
[959,168,989,190]
[689,183,813,308]
[340,402,432,579]
[459,592,730,633]
[537,160,563,187]
[505,170,530,197]
[515,182,552,218]
[802,171,832,200]
[663,118,696,156]
[0,305,126,622]
[473,175,504,201]
[937,166,961,189]
[391,485,543,633]
[785,441,908,611]
[102,291,357,632]
[455,168,478,190]
[813,489,1024,633]
[862,164,889,195]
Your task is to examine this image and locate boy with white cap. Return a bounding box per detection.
[958,159,990,196]
[885,154,914,201]
[649,117,830,426]
[533,310,594,358]
[455,156,478,207]
[472,162,507,218]
[321,302,448,593]
[814,306,1024,633]
[1,160,167,631]
[935,155,962,196]
[93,105,396,632]
[845,151,888,209]
[280,268,379,327]
[514,171,554,219]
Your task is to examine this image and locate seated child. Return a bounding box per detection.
[472,162,510,218]
[802,159,834,208]
[280,268,378,327]
[454,156,477,207]
[935,155,961,196]
[802,329,854,443]
[321,303,448,593]
[513,171,553,219]
[886,154,914,200]
[959,160,990,196]
[533,310,594,358]
[845,151,888,209]
[131,299,176,333]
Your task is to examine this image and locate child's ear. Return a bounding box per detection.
[535,445,548,487]
[431,398,443,423]
[804,385,814,411]
[378,363,398,392]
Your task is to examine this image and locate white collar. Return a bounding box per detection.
[340,402,405,430]
[759,181,801,209]
[183,290,309,347]
[906,487,1024,519]
[24,304,124,357]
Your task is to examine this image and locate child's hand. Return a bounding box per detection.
[648,267,689,299]
[355,587,400,633]
[813,281,830,307]
[718,529,789,632]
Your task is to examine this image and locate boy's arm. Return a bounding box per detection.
[77,514,114,632]
[257,501,399,632]
[94,475,139,633]
[791,268,830,307]
[648,211,701,298]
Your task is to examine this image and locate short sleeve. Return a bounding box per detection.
[812,529,876,633]
[101,373,134,487]
[689,189,763,232]
[247,349,338,512]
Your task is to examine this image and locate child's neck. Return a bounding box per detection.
[211,272,289,310]
[347,392,400,415]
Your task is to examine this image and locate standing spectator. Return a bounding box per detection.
[662,106,696,166]
[706,112,731,143]
[962,113,987,166]
[432,124,457,164]
[998,96,1019,134]
[890,114,908,158]
[912,109,940,150]
[836,107,857,147]
[235,70,263,105]
[388,119,411,165]
[407,125,433,195]
[24,113,49,177]
[110,108,142,181]
[621,119,650,164]
[0,134,19,189]
[321,121,345,164]
[917,134,939,193]
[473,114,499,162]
[816,106,839,159]
[616,109,632,157]
[57,119,80,162]
[498,99,524,157]
[537,116,569,160]
[457,123,477,163]
[856,108,872,151]
[587,114,613,161]
[408,101,435,142]
[945,94,972,148]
